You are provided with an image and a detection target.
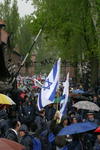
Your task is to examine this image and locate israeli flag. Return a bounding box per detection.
[37,58,61,110]
[60,73,69,117]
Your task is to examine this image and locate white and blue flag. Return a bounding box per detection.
[37,58,61,110]
[60,73,69,117]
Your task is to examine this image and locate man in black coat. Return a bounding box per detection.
[0,106,9,137]
[5,119,21,142]
[45,104,56,121]
[34,109,47,132]
[34,109,48,150]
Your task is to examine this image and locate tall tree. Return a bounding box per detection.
[31,0,99,84]
[0,0,20,48]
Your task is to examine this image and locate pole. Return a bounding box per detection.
[56,58,61,111]
[10,28,43,86]
[17,28,42,75]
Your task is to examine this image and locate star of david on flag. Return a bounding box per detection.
[37,58,61,110]
[42,79,52,90]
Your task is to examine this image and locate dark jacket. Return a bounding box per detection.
[0,119,10,137]
[93,140,100,150]
[67,140,82,150]
[5,129,18,142]
[19,104,35,123]
[83,133,96,150]
[20,134,33,150]
[45,106,56,121]
[0,110,8,119]
[35,115,47,132]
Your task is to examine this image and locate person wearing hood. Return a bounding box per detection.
[34,109,47,133]
[19,124,33,150]
[86,111,99,125]
[0,105,9,137]
[57,115,70,132]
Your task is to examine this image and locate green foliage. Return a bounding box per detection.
[0,0,20,48]
[0,0,99,77]
[17,16,33,55]
[32,0,99,63]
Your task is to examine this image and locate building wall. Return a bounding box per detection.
[61,64,76,80]
[10,52,22,73]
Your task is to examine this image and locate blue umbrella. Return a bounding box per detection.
[72,89,85,94]
[58,122,98,136]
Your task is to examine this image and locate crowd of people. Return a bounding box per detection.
[0,79,100,150]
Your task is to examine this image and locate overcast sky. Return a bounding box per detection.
[17,0,34,17]
[0,0,34,17]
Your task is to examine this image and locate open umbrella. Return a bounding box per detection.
[58,122,98,136]
[0,138,25,150]
[0,94,15,105]
[73,101,100,112]
[94,127,100,133]
[72,89,85,94]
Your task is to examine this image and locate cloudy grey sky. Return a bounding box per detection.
[17,0,34,17]
[0,0,34,17]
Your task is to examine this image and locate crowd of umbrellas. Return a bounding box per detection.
[0,86,100,150]
[0,71,100,150]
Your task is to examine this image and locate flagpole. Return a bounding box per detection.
[9,28,43,86]
[16,28,42,75]
[56,58,61,111]
[60,72,69,118]
[56,91,59,111]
